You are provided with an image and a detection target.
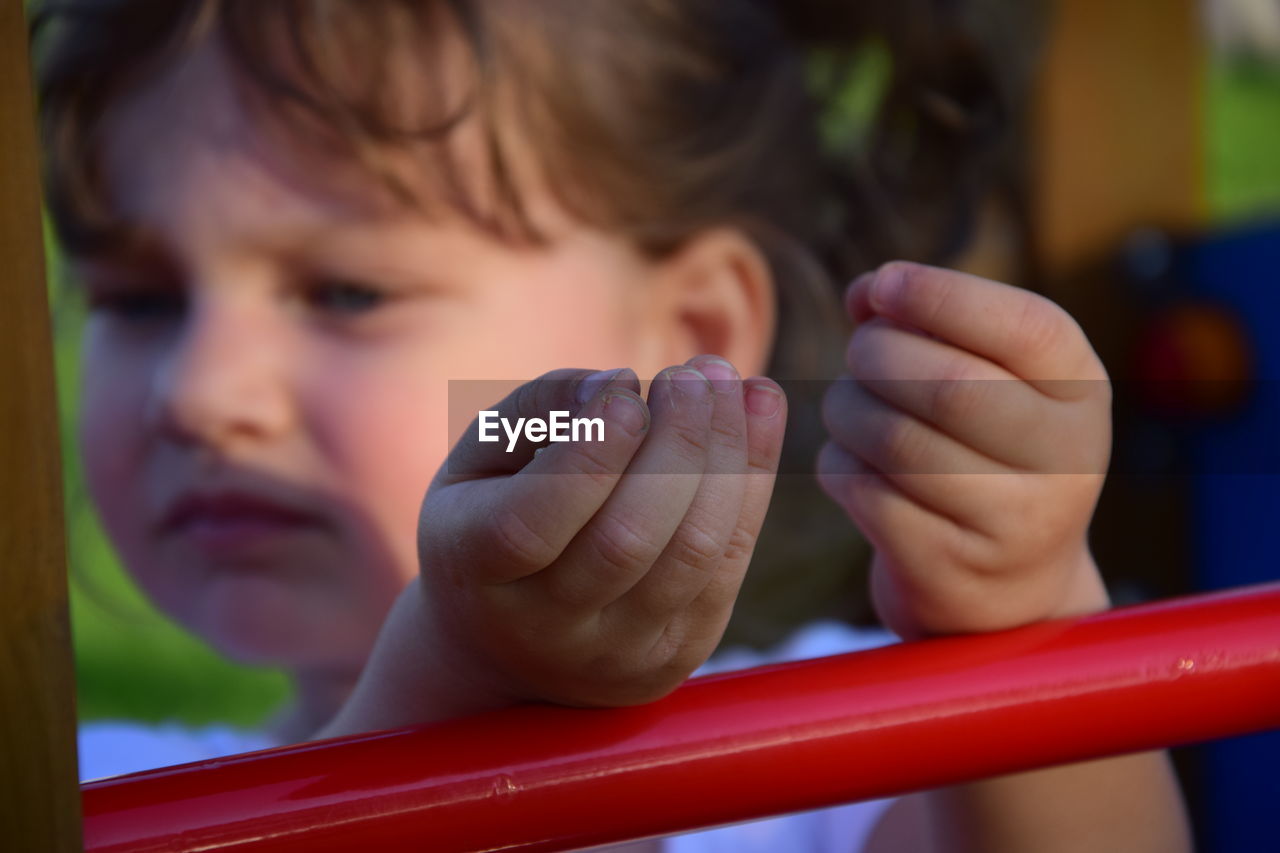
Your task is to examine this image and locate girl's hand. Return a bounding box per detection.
[818,262,1113,640]
[417,357,786,709]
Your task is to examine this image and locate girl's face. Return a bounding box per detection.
[76,38,685,673]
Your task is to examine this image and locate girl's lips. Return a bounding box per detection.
[158,491,327,555]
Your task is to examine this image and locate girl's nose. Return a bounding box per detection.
[147,296,296,452]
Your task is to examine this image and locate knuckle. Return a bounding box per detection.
[645,628,684,672]
[848,320,897,374]
[489,503,559,572]
[816,443,863,508]
[877,414,930,473]
[747,448,780,477]
[670,514,724,568]
[708,413,744,444]
[558,443,622,487]
[667,416,711,465]
[832,477,875,528]
[846,324,876,373]
[821,377,856,438]
[1055,362,1110,403]
[648,636,699,684]
[845,327,862,371]
[590,512,658,576]
[720,520,758,564]
[1014,294,1072,367]
[928,360,985,423]
[635,578,696,623]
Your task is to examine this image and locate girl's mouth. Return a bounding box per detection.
[158,490,327,556]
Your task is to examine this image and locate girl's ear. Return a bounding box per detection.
[639,228,776,377]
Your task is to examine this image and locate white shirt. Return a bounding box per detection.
[80,620,899,851]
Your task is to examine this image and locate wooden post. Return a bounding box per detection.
[1032,0,1205,277]
[0,0,83,849]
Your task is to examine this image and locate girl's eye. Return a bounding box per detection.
[87,287,186,321]
[304,279,388,314]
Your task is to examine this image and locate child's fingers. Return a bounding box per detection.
[822,375,1011,535]
[434,366,643,487]
[816,440,987,603]
[824,448,1060,637]
[846,262,1108,396]
[536,366,716,611]
[847,319,1067,471]
[678,376,787,629]
[608,356,749,628]
[844,271,878,326]
[421,371,649,585]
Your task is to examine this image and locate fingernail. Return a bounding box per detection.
[869,263,907,312]
[843,271,872,314]
[602,390,649,436]
[668,367,712,400]
[696,356,738,390]
[745,383,783,418]
[576,368,621,406]
[846,272,875,299]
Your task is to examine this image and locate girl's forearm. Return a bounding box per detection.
[312,577,517,741]
[920,750,1193,853]
[870,560,1193,851]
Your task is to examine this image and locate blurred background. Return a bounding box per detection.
[43,0,1279,850]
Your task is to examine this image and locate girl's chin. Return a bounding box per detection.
[193,577,373,669]
[208,623,366,671]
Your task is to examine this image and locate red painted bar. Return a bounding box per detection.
[83,583,1280,852]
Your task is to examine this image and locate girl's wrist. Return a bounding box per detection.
[313,577,521,741]
[411,576,530,718]
[1046,549,1112,621]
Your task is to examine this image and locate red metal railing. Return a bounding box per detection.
[83,582,1280,852]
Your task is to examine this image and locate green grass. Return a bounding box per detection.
[1206,57,1280,222]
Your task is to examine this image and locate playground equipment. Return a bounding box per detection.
[82,583,1280,852]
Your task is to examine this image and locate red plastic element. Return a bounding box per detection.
[1133,302,1254,414]
[83,584,1280,852]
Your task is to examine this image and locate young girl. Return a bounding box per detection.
[35,0,1191,849]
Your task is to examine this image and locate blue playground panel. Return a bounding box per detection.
[1181,221,1280,853]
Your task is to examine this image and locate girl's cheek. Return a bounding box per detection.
[309,348,451,480]
[292,352,450,587]
[78,334,154,525]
